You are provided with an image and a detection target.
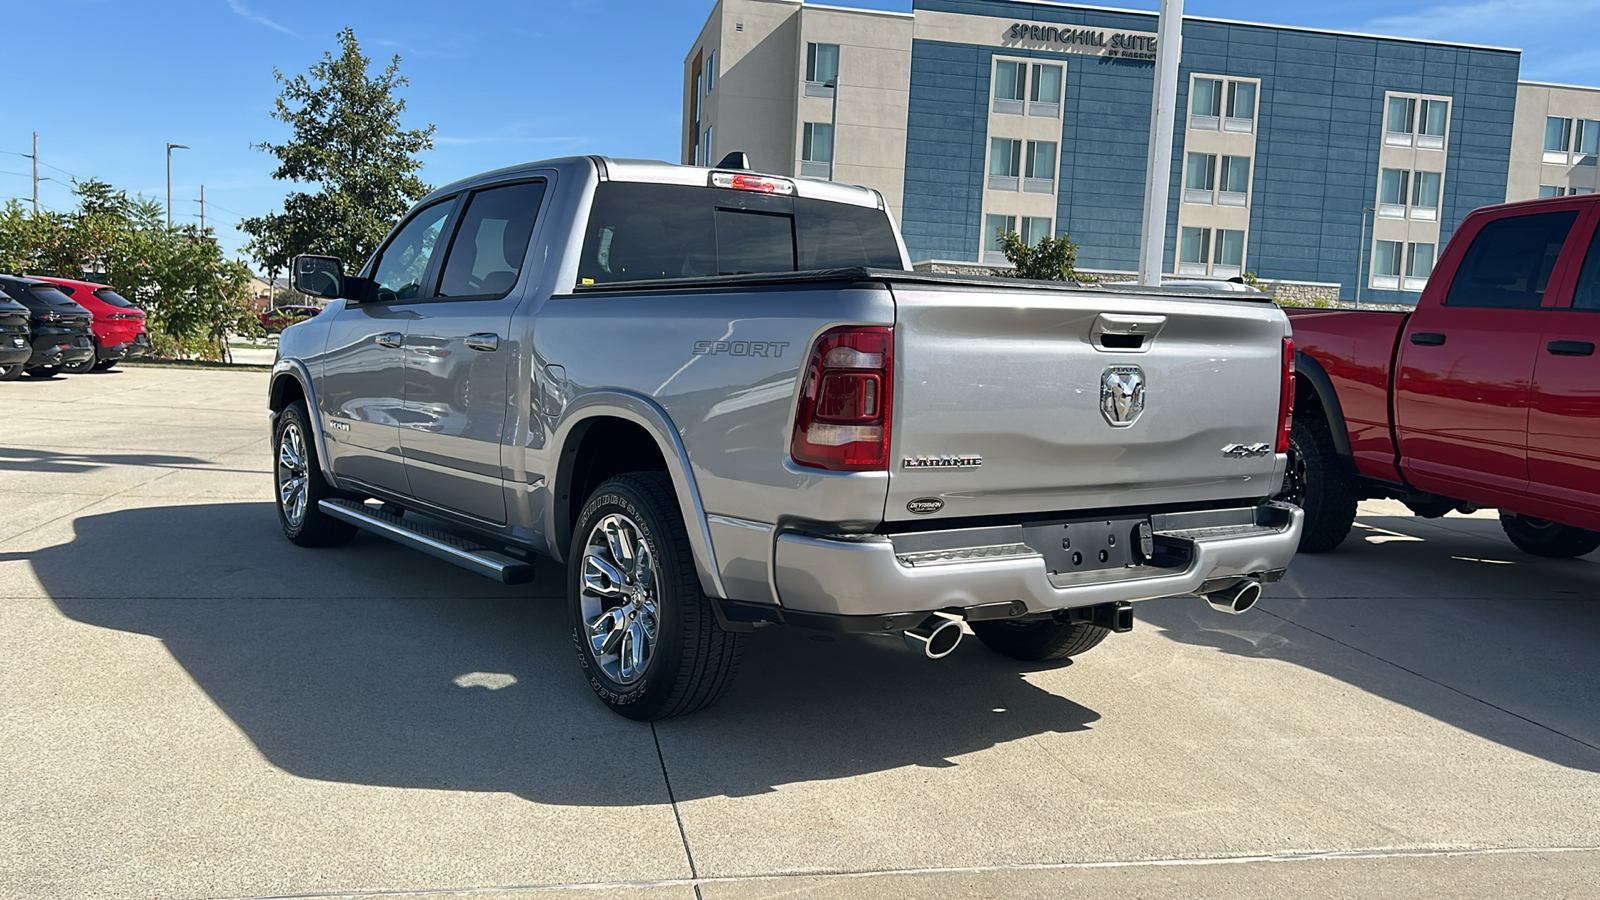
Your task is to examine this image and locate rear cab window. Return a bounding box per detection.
[577,182,902,286]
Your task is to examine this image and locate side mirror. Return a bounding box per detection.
[293,255,344,300]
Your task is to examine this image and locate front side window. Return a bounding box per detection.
[371,199,454,301]
[437,181,547,298]
[806,43,838,85]
[1569,221,1600,310]
[1445,210,1579,308]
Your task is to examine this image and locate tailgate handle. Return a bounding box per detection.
[1409,332,1446,346]
[1091,313,1166,353]
[1547,340,1595,356]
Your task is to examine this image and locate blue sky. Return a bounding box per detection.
[4,0,1594,266]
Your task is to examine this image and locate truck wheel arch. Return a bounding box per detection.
[1294,351,1354,464]
[268,360,337,483]
[549,392,726,600]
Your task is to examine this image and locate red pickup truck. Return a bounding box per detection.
[1286,193,1600,558]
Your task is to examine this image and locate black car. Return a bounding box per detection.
[0,285,32,381]
[0,275,95,378]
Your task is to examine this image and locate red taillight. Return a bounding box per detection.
[791,326,893,471]
[1277,336,1296,454]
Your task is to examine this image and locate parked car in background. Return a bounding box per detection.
[1287,192,1600,557]
[33,276,149,372]
[0,285,32,381]
[0,275,94,378]
[259,304,322,334]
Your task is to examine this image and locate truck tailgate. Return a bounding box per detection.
[886,283,1288,522]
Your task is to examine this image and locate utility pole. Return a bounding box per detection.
[1137,0,1184,286]
[198,184,206,232]
[31,132,38,213]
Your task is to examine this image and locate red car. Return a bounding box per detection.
[33,276,149,372]
[1287,192,1600,557]
[259,304,322,334]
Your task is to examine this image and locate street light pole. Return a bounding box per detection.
[1355,206,1373,310]
[827,79,839,182]
[166,143,189,229]
[31,132,38,214]
[1137,0,1184,286]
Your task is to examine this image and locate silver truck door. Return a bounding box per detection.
[318,197,456,493]
[399,179,549,525]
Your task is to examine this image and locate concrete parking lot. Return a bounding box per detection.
[2,366,1598,899]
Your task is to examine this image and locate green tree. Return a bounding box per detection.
[997,228,1085,282]
[240,27,435,275]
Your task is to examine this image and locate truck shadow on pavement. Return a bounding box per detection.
[1137,514,1600,773]
[0,446,214,472]
[22,501,1101,804]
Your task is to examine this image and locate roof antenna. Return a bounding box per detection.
[715,151,752,170]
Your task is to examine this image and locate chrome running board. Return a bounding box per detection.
[319,499,536,585]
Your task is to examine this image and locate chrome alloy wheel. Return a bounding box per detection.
[579,513,661,686]
[277,421,310,529]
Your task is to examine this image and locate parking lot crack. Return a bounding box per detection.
[651,721,704,900]
[1257,608,1600,758]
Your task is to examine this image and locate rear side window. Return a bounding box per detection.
[1444,210,1578,309]
[94,288,136,308]
[438,180,547,298]
[577,182,902,286]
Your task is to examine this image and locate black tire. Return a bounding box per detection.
[0,363,22,381]
[569,472,743,720]
[273,401,357,548]
[24,366,61,379]
[1499,513,1600,558]
[971,618,1110,661]
[1280,415,1358,553]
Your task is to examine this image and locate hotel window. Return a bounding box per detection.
[983,213,1016,263]
[1184,152,1216,204]
[1021,216,1052,247]
[703,125,713,165]
[1411,171,1441,221]
[801,122,832,178]
[1378,168,1410,218]
[1544,117,1600,165]
[1213,228,1245,277]
[1404,242,1435,291]
[994,60,1026,115]
[1178,226,1212,275]
[806,43,838,97]
[1372,239,1402,290]
[1028,63,1063,117]
[989,138,1021,191]
[1225,81,1256,132]
[1385,94,1449,149]
[1190,77,1222,131]
[1024,141,1056,193]
[1219,156,1250,206]
[705,51,716,94]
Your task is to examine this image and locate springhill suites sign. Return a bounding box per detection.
[1004,22,1159,61]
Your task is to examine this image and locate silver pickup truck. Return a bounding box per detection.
[271,154,1303,719]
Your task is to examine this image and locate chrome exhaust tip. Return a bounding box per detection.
[903,615,964,659]
[1203,577,1263,615]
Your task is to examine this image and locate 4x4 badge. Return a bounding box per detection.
[1100,365,1146,427]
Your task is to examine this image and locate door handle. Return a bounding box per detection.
[465,333,500,352]
[375,332,403,348]
[1409,332,1446,346]
[1547,340,1596,356]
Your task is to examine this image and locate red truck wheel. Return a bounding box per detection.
[1283,416,1357,553]
[1499,513,1600,558]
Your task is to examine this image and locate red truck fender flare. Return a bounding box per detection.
[1294,350,1354,463]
